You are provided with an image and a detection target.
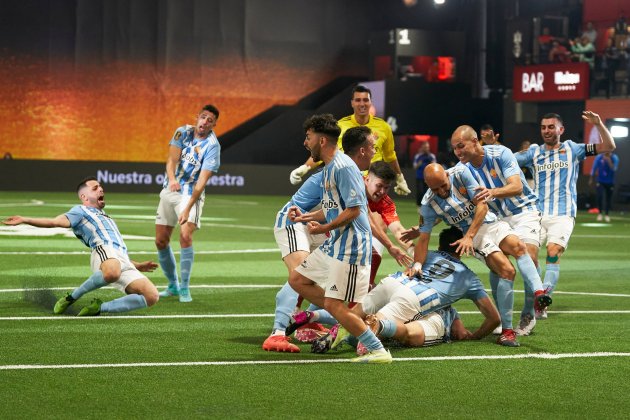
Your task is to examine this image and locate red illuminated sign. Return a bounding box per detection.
[513,62,590,102]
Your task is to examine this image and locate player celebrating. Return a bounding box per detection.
[2,177,159,316]
[289,85,411,195]
[516,111,615,319]
[451,125,549,336]
[155,104,221,303]
[288,114,392,363]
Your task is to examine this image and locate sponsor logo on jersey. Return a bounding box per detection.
[449,201,476,224]
[181,153,199,165]
[322,199,339,210]
[535,161,569,172]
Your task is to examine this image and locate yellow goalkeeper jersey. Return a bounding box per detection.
[337,114,397,163]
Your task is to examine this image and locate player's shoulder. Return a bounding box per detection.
[173,125,194,140]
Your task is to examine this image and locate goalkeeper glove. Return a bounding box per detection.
[394,173,411,195]
[289,164,310,185]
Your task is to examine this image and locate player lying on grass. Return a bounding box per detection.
[309,226,500,354]
[2,177,159,316]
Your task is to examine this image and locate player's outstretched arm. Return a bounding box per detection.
[2,214,70,228]
[583,110,616,154]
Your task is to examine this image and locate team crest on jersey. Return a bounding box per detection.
[458,186,467,195]
[559,149,566,154]
[194,146,201,155]
[490,169,498,178]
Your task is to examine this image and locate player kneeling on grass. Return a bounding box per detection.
[311,226,500,354]
[1,177,159,316]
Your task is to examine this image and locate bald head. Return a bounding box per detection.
[424,163,450,199]
[424,163,446,184]
[451,125,477,143]
[451,125,482,165]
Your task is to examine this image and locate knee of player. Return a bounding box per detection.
[497,265,516,280]
[512,241,528,258]
[144,290,159,306]
[155,237,170,249]
[102,269,121,283]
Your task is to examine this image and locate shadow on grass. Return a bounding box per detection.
[23,283,80,315]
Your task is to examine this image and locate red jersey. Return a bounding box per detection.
[368,194,400,226]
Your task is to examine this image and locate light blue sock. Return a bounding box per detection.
[537,264,543,278]
[497,278,514,330]
[71,271,106,300]
[357,328,385,352]
[101,294,148,313]
[521,278,535,318]
[312,309,337,326]
[180,246,194,289]
[272,282,299,333]
[543,264,560,295]
[306,303,322,311]
[378,319,398,338]
[516,254,543,292]
[158,246,179,287]
[489,271,500,304]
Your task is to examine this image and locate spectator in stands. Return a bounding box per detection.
[412,141,436,206]
[538,27,554,64]
[590,152,619,223]
[614,15,628,50]
[602,37,621,96]
[549,40,571,64]
[570,35,596,68]
[581,21,598,45]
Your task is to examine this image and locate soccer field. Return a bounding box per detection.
[1,191,629,419]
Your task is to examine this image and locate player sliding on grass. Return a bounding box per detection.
[2,177,160,316]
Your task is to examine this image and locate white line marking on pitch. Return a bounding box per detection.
[2,310,630,321]
[0,248,278,256]
[0,284,282,293]
[1,352,629,370]
[1,285,629,298]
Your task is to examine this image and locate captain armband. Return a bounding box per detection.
[585,144,597,157]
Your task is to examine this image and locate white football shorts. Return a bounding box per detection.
[156,189,204,228]
[502,210,541,247]
[90,245,145,293]
[540,215,575,250]
[273,223,326,258]
[295,248,370,303]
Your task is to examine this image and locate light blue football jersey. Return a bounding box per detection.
[390,250,488,316]
[460,145,538,217]
[419,165,496,235]
[65,205,127,254]
[320,152,372,266]
[275,171,323,228]
[516,141,594,217]
[162,125,221,196]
